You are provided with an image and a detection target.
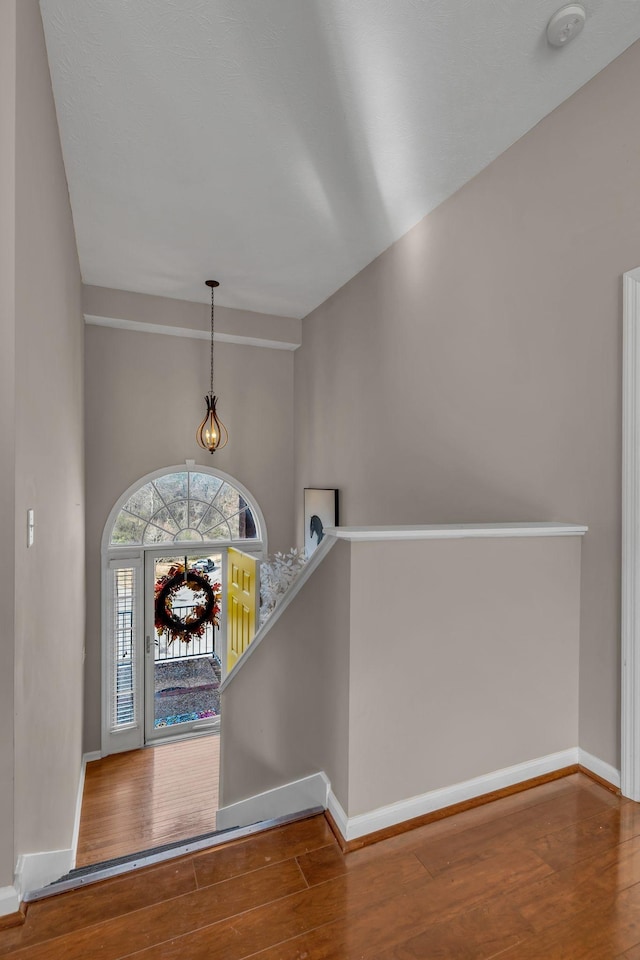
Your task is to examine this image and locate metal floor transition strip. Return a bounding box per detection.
[24,806,325,904]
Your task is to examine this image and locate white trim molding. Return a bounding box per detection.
[216,772,329,831]
[579,748,620,790]
[71,752,101,867]
[622,266,640,800]
[326,522,588,541]
[328,750,618,843]
[2,751,97,911]
[0,885,20,919]
[6,750,98,907]
[71,758,87,868]
[84,314,300,351]
[330,749,580,843]
[215,747,617,847]
[15,849,74,901]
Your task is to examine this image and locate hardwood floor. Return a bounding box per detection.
[76,735,220,866]
[3,772,640,958]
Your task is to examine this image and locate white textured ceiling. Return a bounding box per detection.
[40,0,640,318]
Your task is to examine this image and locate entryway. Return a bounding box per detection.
[74,463,267,871]
[101,462,266,756]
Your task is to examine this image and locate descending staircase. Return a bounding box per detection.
[24,807,324,903]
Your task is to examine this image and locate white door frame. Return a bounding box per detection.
[622,267,640,799]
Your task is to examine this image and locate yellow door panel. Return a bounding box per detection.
[227,547,258,674]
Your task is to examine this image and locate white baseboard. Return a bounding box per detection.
[15,848,74,900]
[578,748,621,788]
[70,752,95,869]
[216,772,330,831]
[329,748,581,843]
[217,747,621,843]
[0,885,20,918]
[12,749,95,901]
[326,788,350,839]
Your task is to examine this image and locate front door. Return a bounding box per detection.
[145,549,226,743]
[227,547,259,674]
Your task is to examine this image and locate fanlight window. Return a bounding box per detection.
[110,471,259,546]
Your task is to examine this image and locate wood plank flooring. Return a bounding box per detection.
[76,735,220,866]
[3,773,640,958]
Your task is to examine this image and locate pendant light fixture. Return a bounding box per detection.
[196,280,228,453]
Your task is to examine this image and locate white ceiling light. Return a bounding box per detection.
[547,5,587,48]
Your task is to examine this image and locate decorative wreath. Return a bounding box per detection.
[154,563,221,644]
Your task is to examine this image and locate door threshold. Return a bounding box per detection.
[23,806,325,904]
[144,720,220,748]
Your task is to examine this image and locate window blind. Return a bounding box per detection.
[111,565,137,730]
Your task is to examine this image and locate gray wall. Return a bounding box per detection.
[0,0,17,892]
[295,41,640,771]
[84,313,296,752]
[347,537,581,816]
[3,0,85,880]
[220,534,581,818]
[220,539,351,808]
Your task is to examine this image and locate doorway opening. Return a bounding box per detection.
[78,465,266,867]
[101,463,266,756]
[148,550,223,742]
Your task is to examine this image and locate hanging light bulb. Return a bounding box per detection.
[196,280,229,453]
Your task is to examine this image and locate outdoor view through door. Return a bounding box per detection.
[150,552,222,739]
[102,465,266,755]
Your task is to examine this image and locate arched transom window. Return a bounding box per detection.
[109,469,261,546]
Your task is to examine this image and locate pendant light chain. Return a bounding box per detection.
[196,279,228,453]
[210,282,215,396]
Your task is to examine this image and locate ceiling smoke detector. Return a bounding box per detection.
[547,4,587,47]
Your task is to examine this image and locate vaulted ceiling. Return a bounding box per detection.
[40,0,640,318]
